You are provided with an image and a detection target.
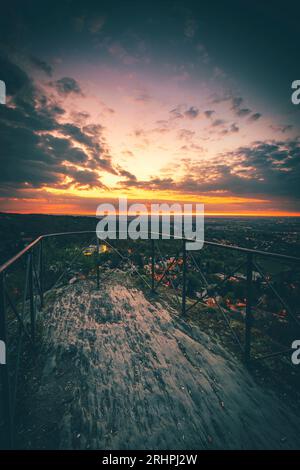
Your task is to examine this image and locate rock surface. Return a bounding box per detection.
[17,279,300,449]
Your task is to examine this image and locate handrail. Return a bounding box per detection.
[0,231,95,274]
[1,229,300,274]
[0,236,43,273]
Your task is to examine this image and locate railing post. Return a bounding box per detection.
[39,239,44,309]
[28,253,35,344]
[0,272,13,448]
[182,238,187,315]
[151,239,155,293]
[96,237,100,289]
[245,253,253,364]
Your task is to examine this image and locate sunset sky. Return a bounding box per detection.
[0,0,300,215]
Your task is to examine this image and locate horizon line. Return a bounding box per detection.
[1,211,300,218]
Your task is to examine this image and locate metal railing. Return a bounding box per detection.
[0,230,299,448]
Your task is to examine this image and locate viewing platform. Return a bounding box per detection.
[13,275,300,449]
[0,231,300,449]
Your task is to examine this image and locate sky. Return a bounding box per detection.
[0,0,300,216]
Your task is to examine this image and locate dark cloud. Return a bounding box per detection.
[169,105,199,120]
[133,92,152,103]
[210,92,232,104]
[169,106,184,120]
[231,96,251,117]
[60,123,99,149]
[152,126,170,134]
[52,77,83,96]
[0,57,119,194]
[270,124,293,133]
[71,111,90,124]
[212,118,225,127]
[134,128,148,138]
[231,97,243,109]
[184,106,199,119]
[209,140,300,199]
[117,168,137,181]
[177,129,195,141]
[118,176,174,191]
[236,108,251,117]
[180,142,204,152]
[204,110,214,118]
[249,112,262,122]
[230,123,239,133]
[221,123,239,135]
[40,134,88,164]
[212,93,262,122]
[66,168,105,189]
[29,55,52,76]
[0,53,30,96]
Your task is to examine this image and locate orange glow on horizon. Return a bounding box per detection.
[1,186,299,217]
[1,203,299,218]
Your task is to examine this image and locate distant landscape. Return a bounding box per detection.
[1,212,300,264]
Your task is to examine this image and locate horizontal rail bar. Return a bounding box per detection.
[0,231,97,274]
[0,236,43,273]
[252,348,292,361]
[44,230,300,262]
[1,229,300,275]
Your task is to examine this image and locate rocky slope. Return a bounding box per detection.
[16,276,300,449]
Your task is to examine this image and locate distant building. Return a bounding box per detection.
[83,244,108,256]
